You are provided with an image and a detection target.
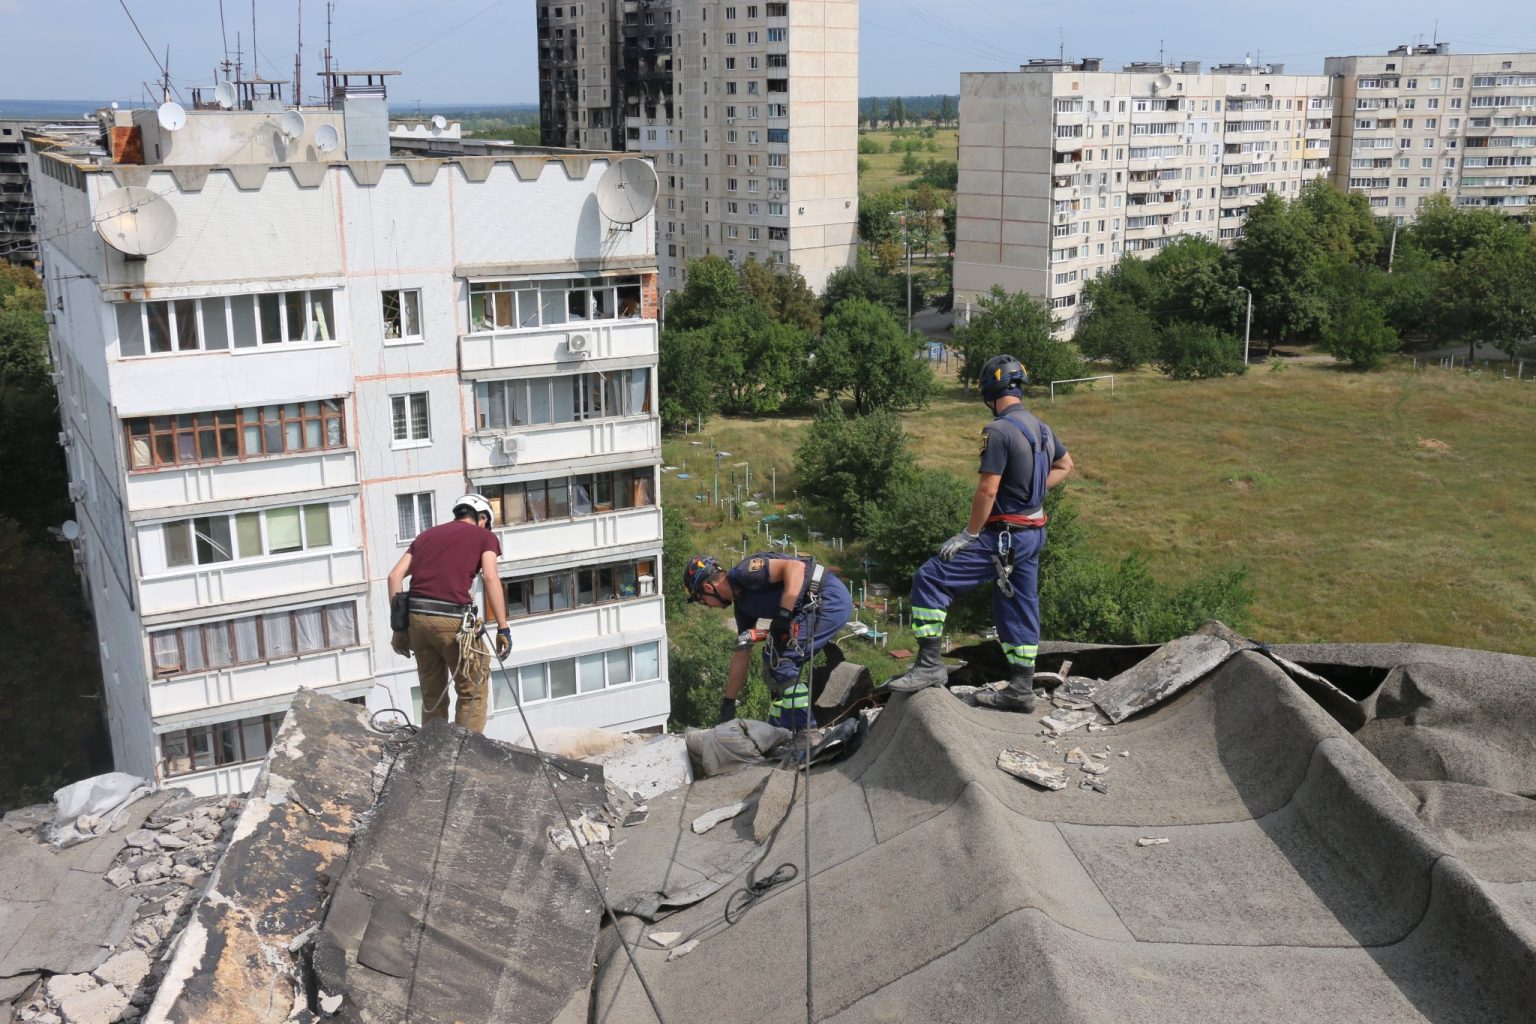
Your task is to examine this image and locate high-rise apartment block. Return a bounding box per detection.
[32,78,668,795]
[537,0,858,292]
[1326,44,1536,222]
[955,60,1332,333]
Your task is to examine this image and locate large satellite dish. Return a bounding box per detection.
[157,101,187,131]
[279,110,306,138]
[60,520,80,541]
[431,114,447,131]
[95,186,178,256]
[214,81,237,109]
[314,123,339,153]
[595,158,659,225]
[1154,73,1174,93]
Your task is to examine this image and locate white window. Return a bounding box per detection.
[392,393,430,446]
[397,492,434,542]
[381,289,422,342]
[115,289,338,357]
[155,502,336,572]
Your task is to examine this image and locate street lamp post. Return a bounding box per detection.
[1237,286,1253,367]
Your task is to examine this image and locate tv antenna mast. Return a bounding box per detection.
[294,0,304,106]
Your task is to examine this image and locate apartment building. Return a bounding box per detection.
[537,0,858,293]
[1326,43,1536,222]
[954,59,1332,333]
[31,76,668,796]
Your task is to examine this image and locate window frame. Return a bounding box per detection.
[391,392,432,447]
[115,289,338,358]
[124,400,346,472]
[156,502,337,573]
[396,491,434,543]
[381,288,424,344]
[149,600,360,678]
[160,712,286,778]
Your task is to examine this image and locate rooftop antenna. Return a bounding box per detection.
[1433,19,1439,44]
[294,0,303,107]
[161,46,172,102]
[323,0,335,107]
[218,0,230,66]
[1058,28,1064,64]
[251,0,258,79]
[1160,39,1165,67]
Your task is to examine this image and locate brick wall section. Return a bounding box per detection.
[641,272,659,321]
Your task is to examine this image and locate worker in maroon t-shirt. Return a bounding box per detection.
[386,494,510,733]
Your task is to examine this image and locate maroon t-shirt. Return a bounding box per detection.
[406,520,502,605]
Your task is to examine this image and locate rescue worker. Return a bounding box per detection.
[387,494,512,733]
[683,552,853,730]
[889,355,1073,710]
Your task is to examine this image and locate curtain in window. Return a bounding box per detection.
[264,613,296,657]
[151,633,181,674]
[203,624,233,668]
[294,608,325,653]
[181,626,205,672]
[267,507,302,553]
[634,642,660,681]
[304,504,332,548]
[578,653,605,693]
[235,512,263,559]
[397,495,418,540]
[628,369,649,415]
[233,616,260,662]
[326,604,358,647]
[410,395,429,439]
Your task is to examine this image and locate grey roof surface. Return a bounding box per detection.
[592,644,1536,1023]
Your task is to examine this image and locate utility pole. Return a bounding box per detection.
[294,0,303,106]
[904,200,913,336]
[1237,286,1253,366]
[1387,222,1398,273]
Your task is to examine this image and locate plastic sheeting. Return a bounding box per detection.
[46,772,154,848]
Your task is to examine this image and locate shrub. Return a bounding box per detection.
[793,405,914,532]
[857,136,885,155]
[1155,321,1245,380]
[1322,301,1399,370]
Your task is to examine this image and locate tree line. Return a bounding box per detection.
[860,95,958,128]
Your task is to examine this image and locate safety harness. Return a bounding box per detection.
[982,407,1055,596]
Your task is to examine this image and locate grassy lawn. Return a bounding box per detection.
[858,128,957,195]
[665,357,1536,660]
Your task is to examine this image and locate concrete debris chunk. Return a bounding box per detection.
[318,990,344,1014]
[647,930,683,949]
[1078,759,1109,777]
[91,947,150,992]
[1052,692,1096,711]
[691,801,749,835]
[1041,709,1096,736]
[1136,836,1170,847]
[666,939,701,962]
[997,749,1069,791]
[1080,778,1111,794]
[549,812,612,850]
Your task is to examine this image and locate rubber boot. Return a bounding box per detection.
[974,667,1038,713]
[886,637,951,693]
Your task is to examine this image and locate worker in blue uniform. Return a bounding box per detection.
[683,552,852,730]
[888,354,1074,711]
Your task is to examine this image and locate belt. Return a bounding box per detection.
[410,597,474,619]
[986,511,1047,529]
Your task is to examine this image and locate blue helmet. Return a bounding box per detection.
[683,555,724,602]
[979,354,1028,400]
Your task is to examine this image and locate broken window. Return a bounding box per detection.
[382,289,422,341]
[124,401,345,471]
[159,712,285,778]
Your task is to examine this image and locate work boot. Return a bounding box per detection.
[974,668,1038,713]
[886,637,951,692]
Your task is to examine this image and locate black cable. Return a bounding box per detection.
[479,628,672,1024]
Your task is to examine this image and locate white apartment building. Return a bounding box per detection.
[1326,43,1536,222]
[538,0,858,293]
[954,59,1332,333]
[32,78,668,796]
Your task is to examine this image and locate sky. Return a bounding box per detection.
[0,0,1530,107]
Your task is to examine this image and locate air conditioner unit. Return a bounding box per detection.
[57,429,73,447]
[67,481,85,501]
[497,434,526,460]
[566,332,592,356]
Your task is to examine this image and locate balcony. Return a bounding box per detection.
[149,645,373,719]
[466,417,661,476]
[493,506,662,570]
[138,547,367,617]
[461,318,656,374]
[125,450,359,514]
[503,596,665,660]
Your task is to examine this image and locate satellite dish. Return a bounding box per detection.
[214,81,237,109]
[61,520,80,541]
[595,158,659,225]
[314,123,339,153]
[431,114,447,131]
[1154,73,1174,92]
[279,110,306,138]
[157,101,187,132]
[95,186,178,256]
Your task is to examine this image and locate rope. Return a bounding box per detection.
[478,627,673,1024]
[795,592,824,1024]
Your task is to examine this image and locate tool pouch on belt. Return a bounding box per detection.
[389,592,411,632]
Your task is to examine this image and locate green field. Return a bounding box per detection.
[664,357,1536,660]
[858,128,958,195]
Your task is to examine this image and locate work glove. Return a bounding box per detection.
[390,630,412,658]
[718,697,738,724]
[770,609,796,649]
[495,627,512,660]
[939,529,980,561]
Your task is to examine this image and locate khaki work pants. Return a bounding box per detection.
[409,613,488,733]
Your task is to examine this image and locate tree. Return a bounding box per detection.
[1322,301,1399,370]
[1407,193,1529,263]
[793,406,914,531]
[866,98,883,130]
[822,252,916,319]
[857,189,906,245]
[812,298,932,413]
[665,255,752,331]
[657,325,718,428]
[1144,235,1243,332]
[862,469,972,591]
[1234,193,1326,351]
[937,94,956,126]
[739,257,822,335]
[890,97,906,129]
[898,150,922,176]
[0,264,51,391]
[1293,179,1381,266]
[953,286,1082,392]
[710,311,809,414]
[1074,297,1160,369]
[1434,245,1536,360]
[918,159,958,191]
[1155,322,1245,380]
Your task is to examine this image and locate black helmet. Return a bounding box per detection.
[683,555,724,602]
[979,354,1028,400]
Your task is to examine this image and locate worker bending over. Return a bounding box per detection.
[387,494,512,733]
[890,355,1073,710]
[683,552,852,730]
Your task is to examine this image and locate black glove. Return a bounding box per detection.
[770,608,795,648]
[495,627,512,659]
[717,697,738,724]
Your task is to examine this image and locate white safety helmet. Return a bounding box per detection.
[451,493,493,525]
